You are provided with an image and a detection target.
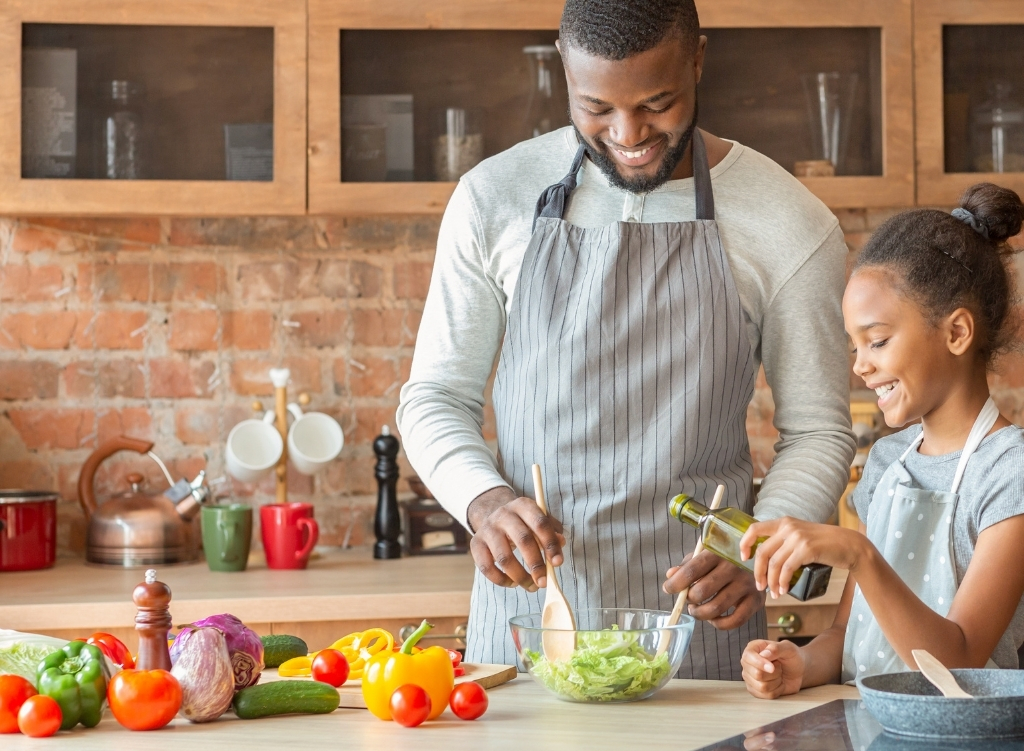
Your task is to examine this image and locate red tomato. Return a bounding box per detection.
[446,648,462,668]
[0,675,37,734]
[17,695,62,738]
[389,684,431,728]
[311,649,350,687]
[107,669,182,731]
[449,681,488,721]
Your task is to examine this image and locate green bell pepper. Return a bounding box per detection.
[36,641,110,730]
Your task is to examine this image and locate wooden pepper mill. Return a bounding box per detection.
[373,425,402,559]
[133,568,173,671]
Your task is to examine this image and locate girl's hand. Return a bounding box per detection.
[741,639,805,699]
[739,518,867,598]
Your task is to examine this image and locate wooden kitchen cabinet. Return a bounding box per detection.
[309,0,914,214]
[697,0,914,209]
[0,0,306,216]
[766,569,847,641]
[7,0,1001,215]
[307,0,566,214]
[915,1,1024,205]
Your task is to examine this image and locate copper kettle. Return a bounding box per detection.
[78,435,211,567]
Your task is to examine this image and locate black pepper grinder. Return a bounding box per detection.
[373,425,402,559]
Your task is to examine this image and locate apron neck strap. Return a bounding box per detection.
[533,128,716,229]
[532,144,586,230]
[897,398,1001,493]
[692,129,715,221]
[950,397,999,493]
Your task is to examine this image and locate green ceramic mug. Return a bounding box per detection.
[201,504,253,572]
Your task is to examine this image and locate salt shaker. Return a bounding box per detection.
[133,568,173,671]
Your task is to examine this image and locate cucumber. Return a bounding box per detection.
[261,634,309,668]
[233,680,340,720]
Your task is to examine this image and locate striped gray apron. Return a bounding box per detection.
[467,131,764,679]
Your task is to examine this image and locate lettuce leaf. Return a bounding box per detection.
[525,627,672,701]
[0,642,56,685]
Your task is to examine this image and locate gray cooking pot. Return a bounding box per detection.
[860,669,1024,739]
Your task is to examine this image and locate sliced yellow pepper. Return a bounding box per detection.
[278,654,313,677]
[277,628,395,680]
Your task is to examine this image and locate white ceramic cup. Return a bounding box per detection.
[287,411,344,475]
[225,418,284,482]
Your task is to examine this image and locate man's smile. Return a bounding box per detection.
[605,138,665,168]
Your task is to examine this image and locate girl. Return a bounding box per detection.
[741,183,1024,697]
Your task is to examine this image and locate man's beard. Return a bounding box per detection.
[573,98,699,194]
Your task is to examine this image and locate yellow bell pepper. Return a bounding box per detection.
[277,628,396,679]
[362,620,454,721]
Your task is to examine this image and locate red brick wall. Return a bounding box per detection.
[0,216,442,555]
[1,209,1022,557]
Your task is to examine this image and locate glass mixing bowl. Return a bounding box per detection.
[509,608,695,703]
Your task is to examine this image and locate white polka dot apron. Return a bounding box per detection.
[841,398,1000,683]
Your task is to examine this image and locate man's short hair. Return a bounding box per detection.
[559,0,700,60]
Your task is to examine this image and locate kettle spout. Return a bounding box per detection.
[174,470,211,522]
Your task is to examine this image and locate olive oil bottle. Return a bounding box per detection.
[669,495,832,602]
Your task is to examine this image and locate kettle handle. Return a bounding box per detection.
[78,435,155,520]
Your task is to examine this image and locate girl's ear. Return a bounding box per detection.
[945,307,976,356]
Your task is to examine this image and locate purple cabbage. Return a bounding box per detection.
[170,614,264,690]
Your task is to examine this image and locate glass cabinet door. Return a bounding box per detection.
[339,30,565,185]
[917,1,1024,205]
[698,0,912,209]
[699,28,882,179]
[310,0,912,214]
[0,0,306,216]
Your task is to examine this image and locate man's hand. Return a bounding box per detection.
[467,486,566,592]
[663,549,765,630]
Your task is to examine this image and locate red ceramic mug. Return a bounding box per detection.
[260,502,319,570]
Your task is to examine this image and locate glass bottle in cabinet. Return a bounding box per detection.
[971,82,1024,174]
[523,45,565,140]
[800,71,858,176]
[97,80,144,179]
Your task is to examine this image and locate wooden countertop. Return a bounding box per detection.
[0,549,846,636]
[1,676,858,751]
[0,549,475,632]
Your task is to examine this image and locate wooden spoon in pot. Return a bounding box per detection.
[532,463,577,661]
[912,649,972,699]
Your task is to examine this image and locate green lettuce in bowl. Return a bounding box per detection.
[511,608,694,703]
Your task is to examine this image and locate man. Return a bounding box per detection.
[397,0,855,679]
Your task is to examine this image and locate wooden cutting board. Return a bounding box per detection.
[261,663,518,709]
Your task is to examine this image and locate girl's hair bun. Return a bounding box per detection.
[958,183,1024,244]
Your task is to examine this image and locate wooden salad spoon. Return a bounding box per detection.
[532,463,577,661]
[657,484,725,657]
[912,649,972,699]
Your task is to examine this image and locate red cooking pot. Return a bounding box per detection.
[0,491,58,571]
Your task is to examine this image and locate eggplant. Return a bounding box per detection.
[171,627,235,723]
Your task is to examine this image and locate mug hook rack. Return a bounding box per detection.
[250,367,309,504]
